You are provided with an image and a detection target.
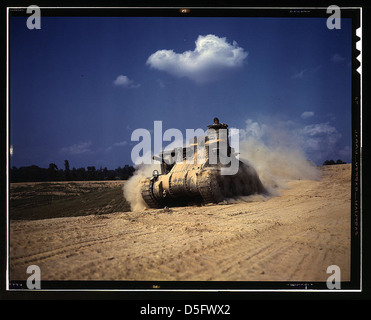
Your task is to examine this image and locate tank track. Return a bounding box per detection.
[197,172,224,204]
[141,181,163,209]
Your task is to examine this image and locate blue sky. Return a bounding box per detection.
[10,15,352,169]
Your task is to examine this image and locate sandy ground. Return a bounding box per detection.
[9,164,351,282]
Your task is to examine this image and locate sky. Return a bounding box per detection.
[9,14,353,169]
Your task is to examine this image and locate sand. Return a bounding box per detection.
[9,164,351,282]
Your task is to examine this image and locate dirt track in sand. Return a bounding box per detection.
[9,164,351,282]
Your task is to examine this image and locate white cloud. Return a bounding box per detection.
[292,69,307,79]
[113,75,141,89]
[301,122,340,138]
[113,141,128,147]
[301,111,314,119]
[157,79,166,88]
[299,122,342,156]
[61,141,92,155]
[242,119,266,139]
[106,140,128,152]
[325,113,337,121]
[331,53,345,63]
[146,34,248,83]
[240,118,345,165]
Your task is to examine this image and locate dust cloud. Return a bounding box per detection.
[123,164,160,211]
[123,120,321,210]
[238,135,320,198]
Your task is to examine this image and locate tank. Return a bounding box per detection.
[141,124,267,208]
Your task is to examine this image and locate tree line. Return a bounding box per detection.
[322,159,347,166]
[10,160,135,183]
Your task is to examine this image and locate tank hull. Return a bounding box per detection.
[140,126,267,208]
[141,160,266,208]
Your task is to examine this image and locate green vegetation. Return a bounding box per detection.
[323,159,346,165]
[9,182,131,220]
[10,160,135,183]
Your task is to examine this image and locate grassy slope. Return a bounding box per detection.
[9,182,131,220]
